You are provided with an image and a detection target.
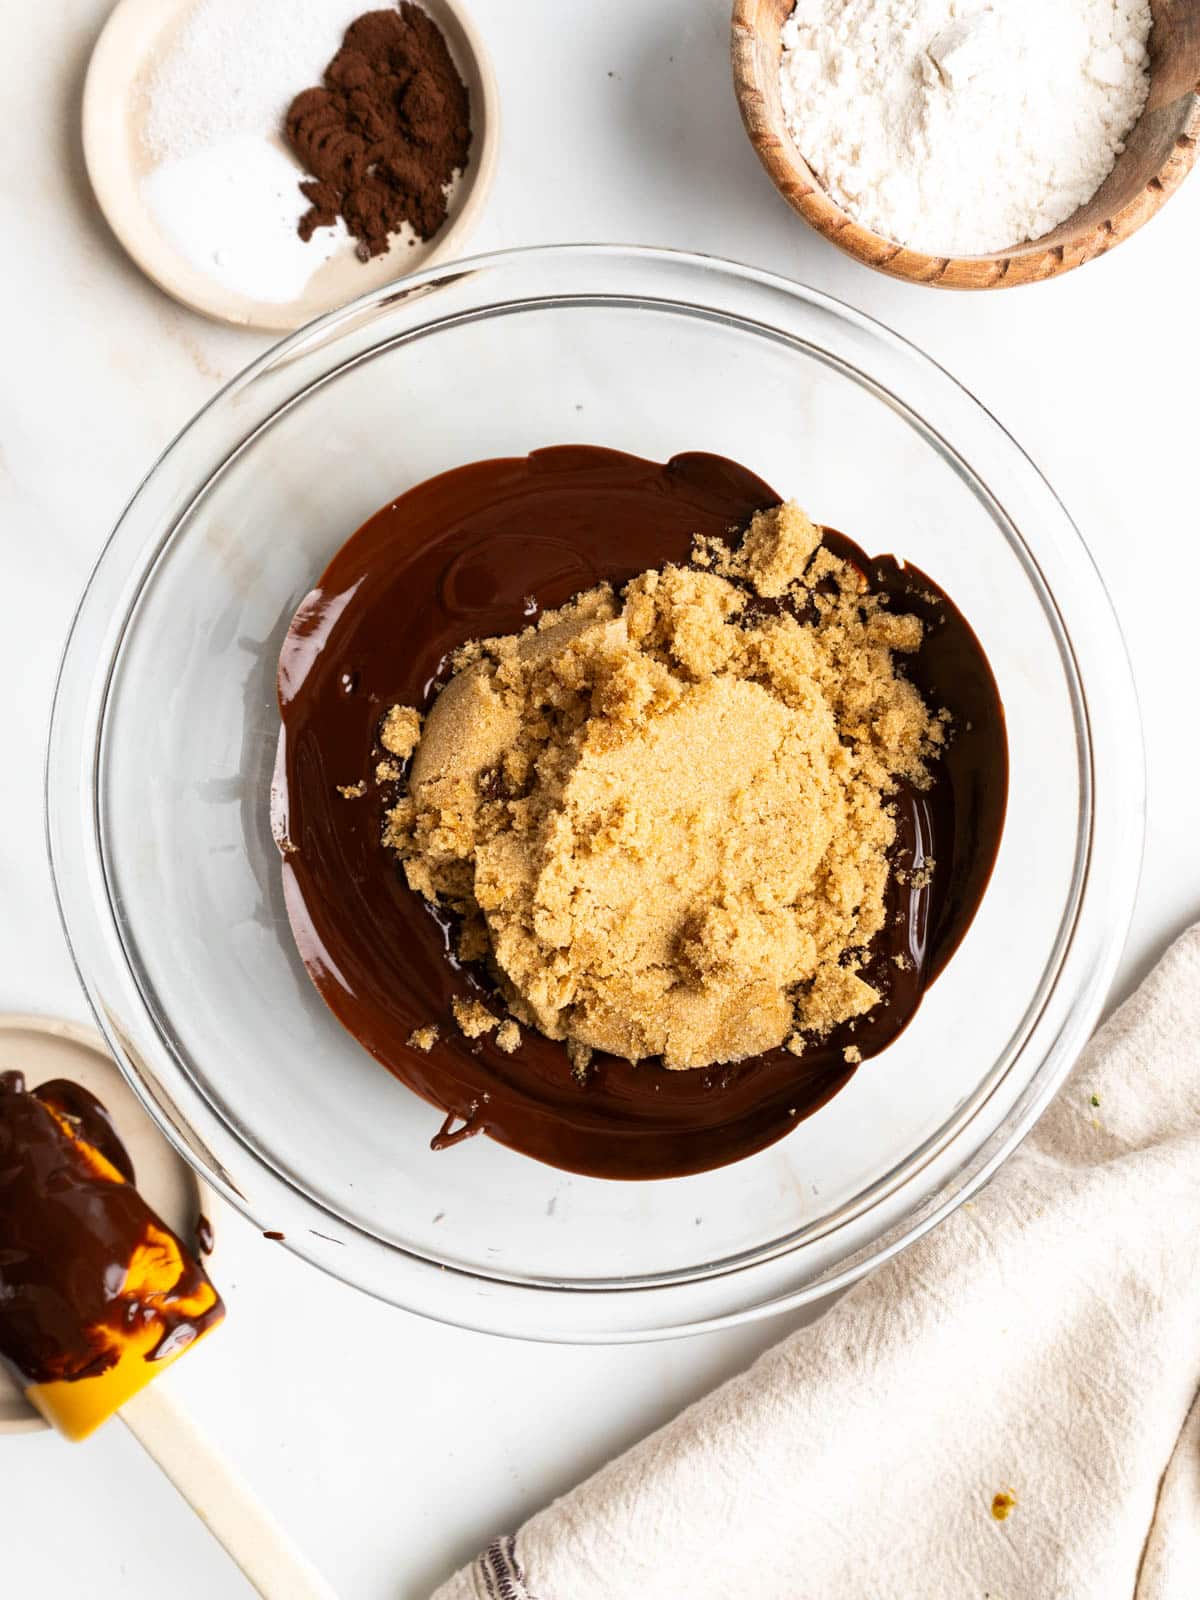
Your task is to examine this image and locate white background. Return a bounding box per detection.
[4,1,1199,1595]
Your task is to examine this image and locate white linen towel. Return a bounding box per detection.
[434,926,1200,1600]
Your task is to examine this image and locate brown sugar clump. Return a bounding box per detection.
[709,500,823,598]
[380,706,422,761]
[451,996,498,1040]
[286,5,471,262]
[381,502,945,1072]
[495,1020,522,1055]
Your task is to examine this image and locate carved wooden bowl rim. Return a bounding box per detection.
[732,0,1200,289]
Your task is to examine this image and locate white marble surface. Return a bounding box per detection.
[4,1,1199,1595]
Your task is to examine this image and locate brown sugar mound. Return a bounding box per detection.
[285,5,471,262]
[381,502,945,1071]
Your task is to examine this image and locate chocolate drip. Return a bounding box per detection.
[430,1103,488,1151]
[32,1078,136,1185]
[275,447,1007,1179]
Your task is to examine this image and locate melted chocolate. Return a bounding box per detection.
[0,1071,224,1387]
[275,448,1007,1179]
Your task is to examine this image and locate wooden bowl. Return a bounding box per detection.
[732,0,1200,288]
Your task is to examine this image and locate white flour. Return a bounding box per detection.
[779,0,1152,255]
[140,0,367,303]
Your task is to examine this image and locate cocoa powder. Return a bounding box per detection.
[286,5,471,262]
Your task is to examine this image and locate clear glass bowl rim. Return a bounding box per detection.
[46,244,1145,1341]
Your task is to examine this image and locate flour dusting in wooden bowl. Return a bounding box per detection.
[732,0,1200,288]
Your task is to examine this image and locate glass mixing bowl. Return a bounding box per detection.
[48,246,1143,1340]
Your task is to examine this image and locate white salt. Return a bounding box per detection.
[143,136,351,304]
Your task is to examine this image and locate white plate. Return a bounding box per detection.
[0,1015,214,1434]
[81,0,499,331]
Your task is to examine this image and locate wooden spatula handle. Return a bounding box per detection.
[121,1384,337,1600]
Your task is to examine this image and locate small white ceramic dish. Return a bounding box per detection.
[0,1014,212,1434]
[82,0,499,332]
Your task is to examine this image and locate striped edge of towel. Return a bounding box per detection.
[478,1536,536,1600]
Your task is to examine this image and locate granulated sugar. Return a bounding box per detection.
[779,0,1152,255]
[143,0,367,161]
[139,0,368,304]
